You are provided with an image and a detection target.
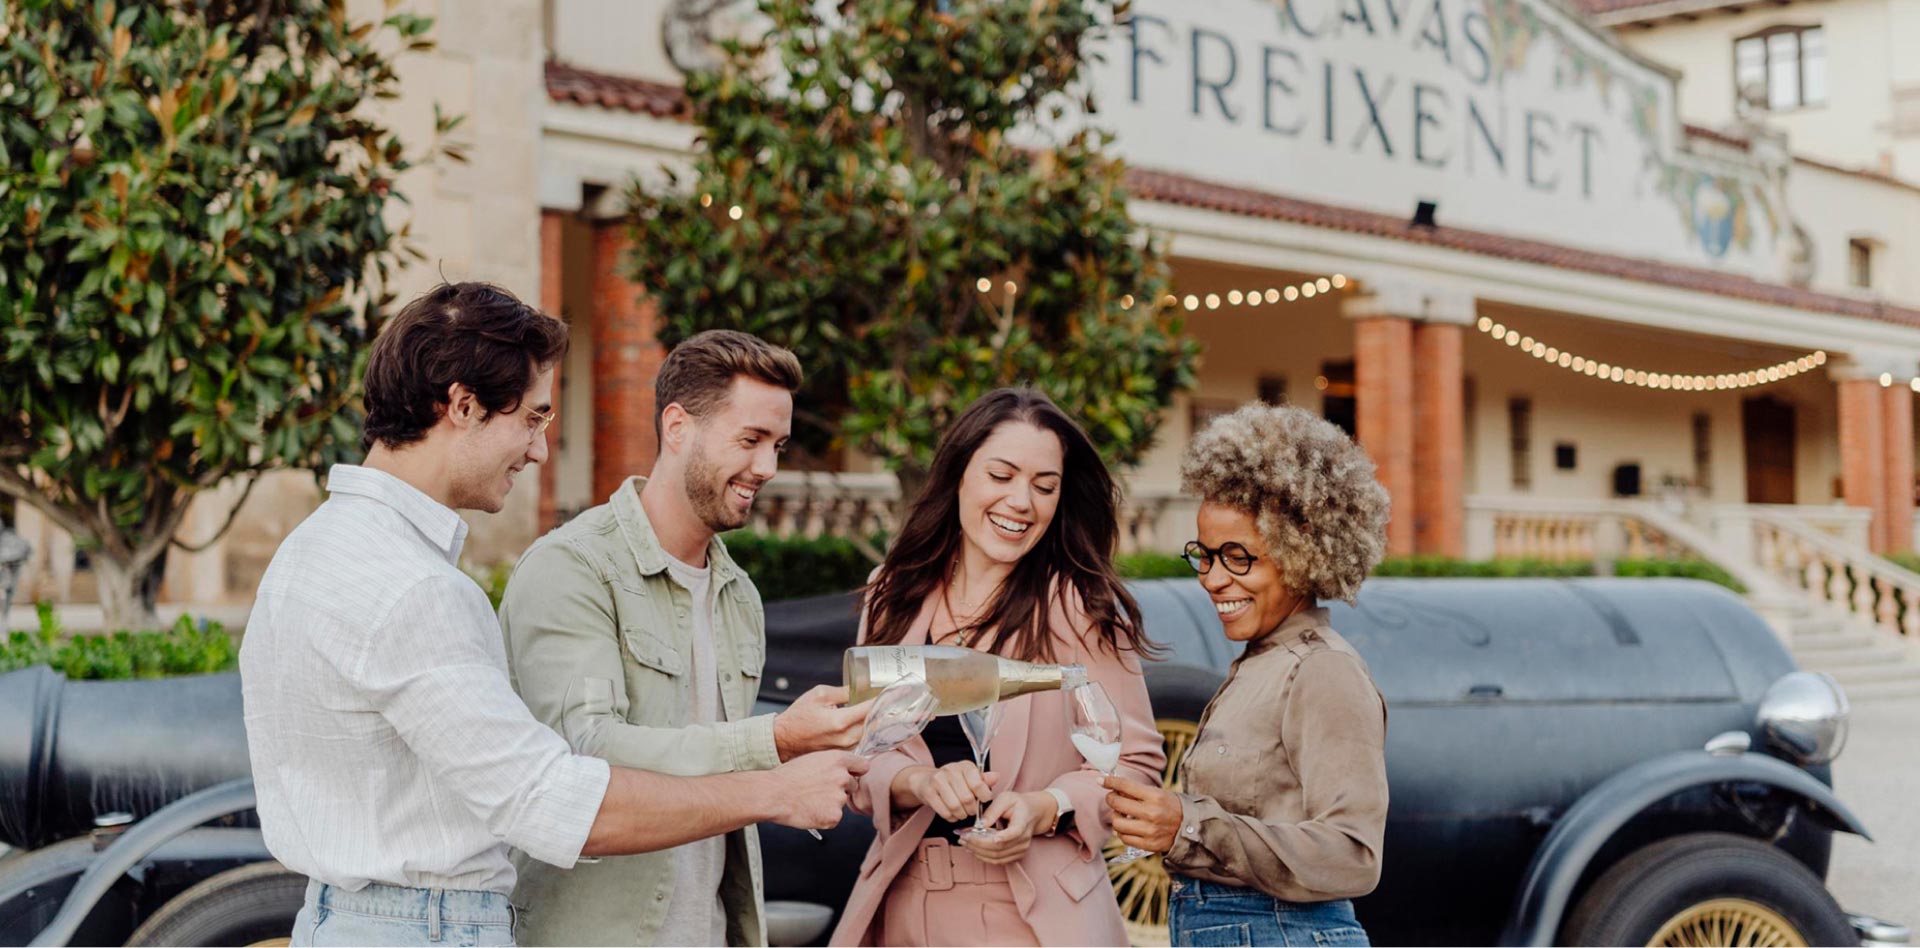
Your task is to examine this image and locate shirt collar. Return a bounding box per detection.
[325,464,468,564]
[609,476,742,585]
[1243,604,1331,659]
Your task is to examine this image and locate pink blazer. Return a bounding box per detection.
[828,589,1166,947]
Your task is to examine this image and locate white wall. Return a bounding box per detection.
[1789,160,1920,304]
[1613,0,1898,174]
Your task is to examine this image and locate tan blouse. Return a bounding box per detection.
[1164,606,1389,902]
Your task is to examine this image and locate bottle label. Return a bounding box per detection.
[868,646,926,686]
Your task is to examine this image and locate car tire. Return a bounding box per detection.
[1560,831,1856,947]
[125,860,306,947]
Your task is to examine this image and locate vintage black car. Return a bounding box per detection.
[756,577,1898,948]
[0,577,1907,947]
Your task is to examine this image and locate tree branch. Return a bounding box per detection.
[0,465,99,545]
[171,473,260,554]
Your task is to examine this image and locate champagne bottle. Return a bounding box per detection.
[843,645,1088,715]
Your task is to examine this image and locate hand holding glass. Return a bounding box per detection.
[952,702,1005,841]
[1067,680,1150,864]
[805,675,938,840]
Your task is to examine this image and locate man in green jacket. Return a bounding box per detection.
[500,330,869,946]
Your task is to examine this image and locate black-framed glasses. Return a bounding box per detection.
[1184,540,1259,576]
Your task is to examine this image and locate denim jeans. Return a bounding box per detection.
[1169,875,1371,947]
[292,880,517,947]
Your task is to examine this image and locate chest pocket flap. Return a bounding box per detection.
[621,625,685,676]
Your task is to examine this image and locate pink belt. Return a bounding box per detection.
[900,837,1010,890]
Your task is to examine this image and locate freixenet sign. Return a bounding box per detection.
[1079,0,1799,278]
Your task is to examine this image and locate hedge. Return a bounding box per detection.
[1,603,237,680]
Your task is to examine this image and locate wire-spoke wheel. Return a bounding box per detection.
[1560,833,1852,947]
[1110,717,1199,948]
[1647,899,1807,948]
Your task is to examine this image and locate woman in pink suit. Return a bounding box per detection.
[829,388,1166,947]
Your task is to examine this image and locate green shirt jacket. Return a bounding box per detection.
[499,477,780,946]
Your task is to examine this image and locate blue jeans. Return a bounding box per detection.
[1169,875,1370,947]
[292,880,517,947]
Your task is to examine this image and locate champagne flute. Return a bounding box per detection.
[806,675,938,840]
[1066,680,1150,864]
[952,701,1004,841]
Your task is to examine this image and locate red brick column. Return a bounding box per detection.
[591,223,662,503]
[1838,378,1887,551]
[538,211,566,533]
[1413,321,1465,557]
[1354,317,1416,557]
[1882,384,1914,554]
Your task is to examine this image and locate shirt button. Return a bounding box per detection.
[1215,745,1225,755]
[1186,825,1199,836]
[654,891,666,902]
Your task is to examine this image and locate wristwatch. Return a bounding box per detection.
[1044,787,1074,835]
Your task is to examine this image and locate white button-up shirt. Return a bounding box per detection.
[240,464,610,895]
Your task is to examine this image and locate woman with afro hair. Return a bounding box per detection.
[1104,402,1392,947]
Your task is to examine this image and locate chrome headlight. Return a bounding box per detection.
[1756,671,1849,765]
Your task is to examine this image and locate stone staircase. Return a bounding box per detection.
[1787,613,1920,702]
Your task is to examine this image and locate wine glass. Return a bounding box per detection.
[952,702,1004,841]
[1066,680,1150,864]
[807,675,938,840]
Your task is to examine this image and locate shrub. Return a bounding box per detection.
[1612,557,1746,594]
[721,531,880,602]
[1,603,236,679]
[1369,556,1743,593]
[1116,552,1194,580]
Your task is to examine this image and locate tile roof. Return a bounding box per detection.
[545,62,1920,330]
[544,61,689,118]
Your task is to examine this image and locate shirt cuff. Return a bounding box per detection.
[728,713,782,772]
[514,755,611,870]
[1163,793,1213,870]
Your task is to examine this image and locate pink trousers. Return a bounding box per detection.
[879,838,1042,947]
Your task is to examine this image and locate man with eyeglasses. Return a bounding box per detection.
[239,283,866,947]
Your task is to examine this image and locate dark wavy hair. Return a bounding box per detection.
[862,388,1154,663]
[361,282,568,451]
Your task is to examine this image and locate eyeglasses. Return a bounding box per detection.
[1184,540,1260,576]
[525,406,557,439]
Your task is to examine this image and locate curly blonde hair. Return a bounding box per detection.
[1180,403,1390,603]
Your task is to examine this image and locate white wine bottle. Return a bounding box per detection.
[843,645,1088,715]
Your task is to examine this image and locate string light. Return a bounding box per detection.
[1476,317,1828,392]
[965,272,1350,313]
[1154,274,1348,312]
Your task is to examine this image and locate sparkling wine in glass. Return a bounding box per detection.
[806,675,939,840]
[1067,681,1150,864]
[952,701,1004,841]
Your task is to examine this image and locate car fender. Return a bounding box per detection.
[1498,749,1869,947]
[30,778,258,948]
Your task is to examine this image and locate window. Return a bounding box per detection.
[1735,26,1825,112]
[1509,397,1532,490]
[1849,238,1875,290]
[1319,361,1357,436]
[1257,375,1288,406]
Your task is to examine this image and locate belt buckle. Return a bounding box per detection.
[921,839,954,891]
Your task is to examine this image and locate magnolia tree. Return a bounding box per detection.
[624,0,1201,504]
[0,0,450,628]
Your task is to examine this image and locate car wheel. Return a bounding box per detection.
[125,861,306,947]
[1560,832,1855,947]
[1112,666,1218,948]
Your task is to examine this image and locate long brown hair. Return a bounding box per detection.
[863,389,1155,663]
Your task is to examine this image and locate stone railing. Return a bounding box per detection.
[1466,496,1691,563]
[750,473,1188,555]
[747,472,902,541]
[1750,512,1920,642]
[1730,503,1874,548]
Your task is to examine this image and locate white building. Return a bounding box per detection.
[11,0,1920,650]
